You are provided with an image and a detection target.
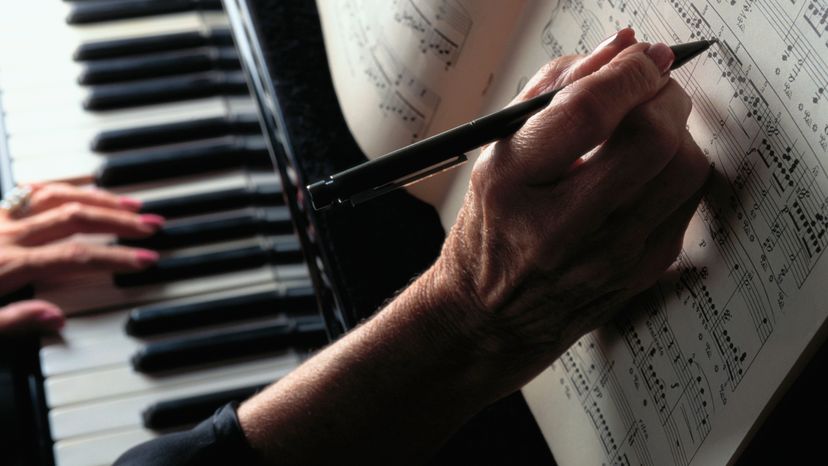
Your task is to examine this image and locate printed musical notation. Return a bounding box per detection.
[392,0,472,69]
[541,0,828,464]
[341,0,442,141]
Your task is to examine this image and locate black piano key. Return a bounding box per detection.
[74,28,233,61]
[113,236,303,287]
[78,47,240,85]
[143,383,267,430]
[126,285,316,336]
[67,0,222,25]
[95,137,270,187]
[131,318,327,373]
[120,206,293,250]
[139,183,284,218]
[91,114,260,152]
[84,72,249,112]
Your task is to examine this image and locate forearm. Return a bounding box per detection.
[237,258,543,465]
[235,37,706,465]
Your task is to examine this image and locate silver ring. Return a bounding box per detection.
[0,185,32,217]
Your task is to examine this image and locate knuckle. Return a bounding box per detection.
[645,239,684,285]
[666,237,684,264]
[684,142,710,182]
[59,202,85,223]
[612,53,660,96]
[629,107,683,162]
[61,243,92,265]
[38,185,61,203]
[662,79,693,122]
[538,55,576,77]
[469,154,508,209]
[557,85,607,136]
[679,84,693,117]
[474,143,517,184]
[607,236,644,269]
[540,55,579,82]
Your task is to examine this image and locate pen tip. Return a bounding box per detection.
[669,38,718,70]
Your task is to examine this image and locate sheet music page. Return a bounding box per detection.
[437,1,828,465]
[316,0,526,204]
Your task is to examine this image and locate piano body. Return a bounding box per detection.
[0,1,824,466]
[0,1,541,464]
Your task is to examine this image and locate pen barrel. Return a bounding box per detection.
[308,89,557,209]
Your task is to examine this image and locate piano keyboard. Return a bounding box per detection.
[0,3,322,465]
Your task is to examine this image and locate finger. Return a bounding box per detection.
[515,28,638,103]
[630,185,707,292]
[24,243,159,275]
[566,79,695,220]
[27,183,142,215]
[14,203,164,246]
[566,28,639,82]
[511,55,581,104]
[0,300,64,334]
[494,41,675,184]
[609,130,710,234]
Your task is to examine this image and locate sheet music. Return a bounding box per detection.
[320,0,827,463]
[477,1,828,465]
[316,0,525,204]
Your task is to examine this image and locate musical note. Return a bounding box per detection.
[392,0,472,69]
[339,0,442,142]
[531,1,828,465]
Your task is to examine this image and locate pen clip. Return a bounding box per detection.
[349,154,468,206]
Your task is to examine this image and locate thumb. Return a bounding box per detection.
[496,41,675,185]
[0,300,64,335]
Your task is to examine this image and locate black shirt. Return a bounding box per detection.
[114,402,261,466]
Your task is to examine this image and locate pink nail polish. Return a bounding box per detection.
[120,197,143,210]
[37,310,65,329]
[644,43,674,74]
[139,214,165,228]
[135,249,160,265]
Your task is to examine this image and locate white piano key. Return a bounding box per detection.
[45,352,299,408]
[0,13,227,57]
[4,96,240,135]
[48,281,287,345]
[10,154,101,184]
[114,169,250,202]
[111,169,280,206]
[7,97,256,162]
[49,359,293,440]
[35,262,308,316]
[40,334,142,377]
[48,309,130,345]
[40,309,304,376]
[0,62,85,89]
[8,104,254,183]
[7,130,101,162]
[54,428,157,466]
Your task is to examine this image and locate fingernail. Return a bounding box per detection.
[139,214,165,228]
[120,197,142,210]
[594,28,634,53]
[37,310,65,329]
[645,43,674,74]
[595,32,619,52]
[135,249,160,265]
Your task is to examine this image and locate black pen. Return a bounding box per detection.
[307,39,717,210]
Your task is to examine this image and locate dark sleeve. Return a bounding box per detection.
[114,402,261,466]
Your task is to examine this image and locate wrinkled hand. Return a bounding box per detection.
[0,183,164,333]
[436,29,710,367]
